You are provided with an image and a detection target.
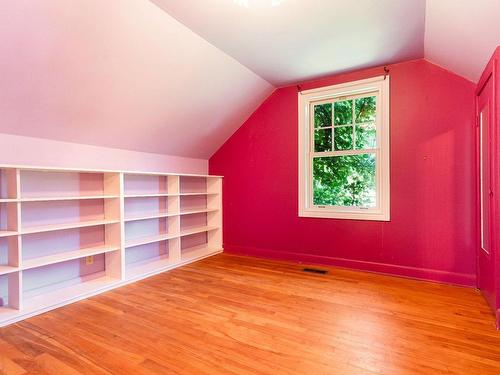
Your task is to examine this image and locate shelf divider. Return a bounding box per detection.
[207,178,223,251]
[167,175,181,263]
[11,168,22,310]
[104,172,125,280]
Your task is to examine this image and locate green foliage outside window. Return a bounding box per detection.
[314,128,332,152]
[334,126,353,150]
[314,103,331,128]
[313,155,376,207]
[334,100,353,125]
[312,95,377,207]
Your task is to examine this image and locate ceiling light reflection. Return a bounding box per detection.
[234,0,286,8]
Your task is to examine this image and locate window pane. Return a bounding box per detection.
[313,154,376,207]
[314,128,332,152]
[314,103,332,128]
[334,100,353,125]
[334,126,353,150]
[355,123,376,149]
[355,96,376,123]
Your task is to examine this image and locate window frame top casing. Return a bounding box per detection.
[298,76,390,221]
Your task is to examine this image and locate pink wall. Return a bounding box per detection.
[0,133,207,174]
[210,59,477,286]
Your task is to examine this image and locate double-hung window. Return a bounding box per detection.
[298,76,390,221]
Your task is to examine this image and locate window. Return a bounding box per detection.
[298,76,390,221]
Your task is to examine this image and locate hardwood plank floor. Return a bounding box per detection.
[1,253,500,374]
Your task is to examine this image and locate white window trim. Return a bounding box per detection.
[298,76,390,221]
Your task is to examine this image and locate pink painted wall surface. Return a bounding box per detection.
[0,133,207,174]
[210,59,477,286]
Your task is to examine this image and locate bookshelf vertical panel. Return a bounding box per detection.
[6,236,20,269]
[1,168,19,199]
[105,223,123,280]
[207,178,222,250]
[6,169,22,310]
[7,272,22,309]
[168,176,181,262]
[105,173,124,280]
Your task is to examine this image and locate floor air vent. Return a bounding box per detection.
[302,268,328,275]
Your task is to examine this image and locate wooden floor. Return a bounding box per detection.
[1,254,500,374]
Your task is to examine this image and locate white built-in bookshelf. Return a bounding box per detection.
[0,165,222,327]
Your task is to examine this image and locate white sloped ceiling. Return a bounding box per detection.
[0,0,273,159]
[1,0,498,160]
[153,0,426,85]
[425,0,500,82]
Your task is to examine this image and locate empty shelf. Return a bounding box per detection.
[0,265,18,276]
[125,255,172,280]
[179,192,218,196]
[22,219,120,235]
[0,230,18,238]
[181,244,221,261]
[178,208,218,216]
[141,208,218,218]
[20,195,119,202]
[0,307,21,321]
[22,245,121,270]
[23,275,119,312]
[124,212,171,222]
[124,193,177,198]
[180,226,218,237]
[125,225,218,247]
[125,233,177,248]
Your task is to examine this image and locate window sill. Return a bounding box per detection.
[299,209,390,221]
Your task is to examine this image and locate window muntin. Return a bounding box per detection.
[298,76,390,221]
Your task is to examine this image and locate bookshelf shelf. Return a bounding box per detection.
[179,208,218,216]
[0,199,17,203]
[20,195,120,202]
[179,192,218,196]
[22,245,121,270]
[124,208,218,223]
[0,164,222,327]
[125,255,172,281]
[124,212,171,222]
[0,266,18,276]
[180,225,219,237]
[23,274,119,312]
[21,219,120,235]
[124,193,177,198]
[181,244,221,262]
[0,231,18,238]
[125,233,176,248]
